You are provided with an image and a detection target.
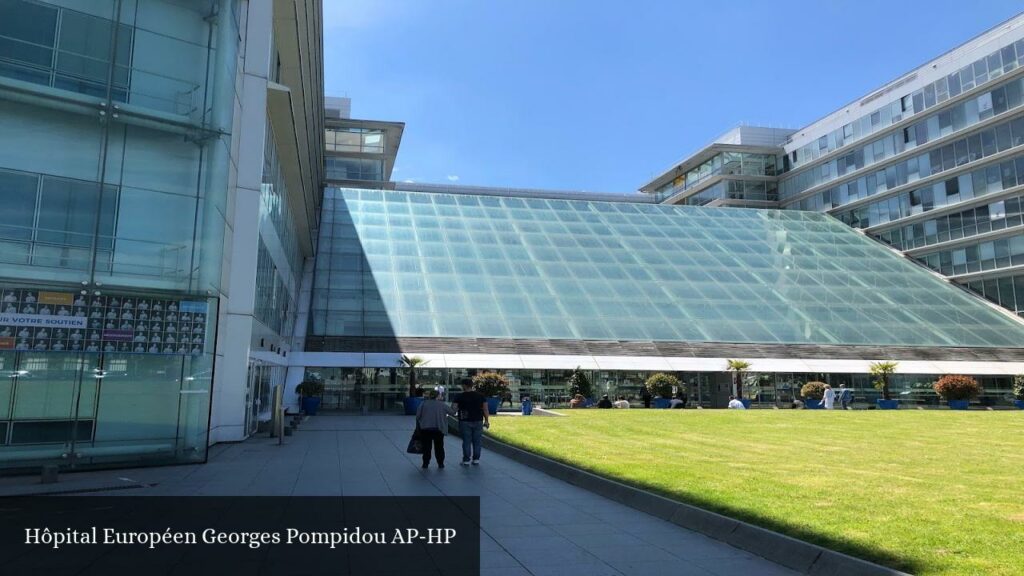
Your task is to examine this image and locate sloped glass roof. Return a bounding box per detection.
[311,187,1024,348]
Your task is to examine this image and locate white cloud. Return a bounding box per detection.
[402,179,415,183]
[446,175,460,182]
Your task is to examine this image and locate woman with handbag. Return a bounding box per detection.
[414,389,456,468]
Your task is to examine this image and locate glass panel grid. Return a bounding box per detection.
[311,187,1024,347]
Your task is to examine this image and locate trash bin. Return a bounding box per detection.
[521,396,533,416]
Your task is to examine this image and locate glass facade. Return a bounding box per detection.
[325,126,385,154]
[784,38,1024,172]
[653,151,777,202]
[0,0,240,471]
[303,366,1018,410]
[311,187,1024,347]
[782,77,1024,201]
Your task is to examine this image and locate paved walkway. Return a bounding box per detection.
[0,414,798,576]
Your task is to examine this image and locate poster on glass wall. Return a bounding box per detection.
[0,287,207,355]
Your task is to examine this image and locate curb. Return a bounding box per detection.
[481,434,909,576]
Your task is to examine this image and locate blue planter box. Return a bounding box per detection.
[403,396,424,416]
[652,398,671,409]
[876,399,899,410]
[1015,400,1024,410]
[302,397,321,416]
[486,397,501,415]
[804,399,822,409]
[947,399,970,410]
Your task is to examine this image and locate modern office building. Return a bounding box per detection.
[0,0,323,472]
[643,14,1024,320]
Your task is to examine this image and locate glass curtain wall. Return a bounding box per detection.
[303,367,1017,410]
[0,0,237,471]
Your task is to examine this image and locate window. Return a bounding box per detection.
[37,176,117,249]
[842,123,853,138]
[0,169,38,241]
[0,1,132,101]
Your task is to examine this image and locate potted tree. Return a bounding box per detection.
[296,380,325,416]
[934,374,981,410]
[399,355,428,415]
[645,373,681,409]
[726,360,752,408]
[1013,375,1024,409]
[567,366,594,406]
[473,372,509,415]
[800,381,826,409]
[870,361,899,409]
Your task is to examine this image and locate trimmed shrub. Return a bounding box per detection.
[933,375,981,401]
[472,372,510,398]
[645,373,681,398]
[800,381,827,400]
[1013,375,1024,401]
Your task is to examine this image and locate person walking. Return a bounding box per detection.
[415,389,455,468]
[453,378,489,465]
[838,383,852,410]
[640,387,652,409]
[822,384,836,410]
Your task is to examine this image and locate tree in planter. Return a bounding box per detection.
[800,381,827,401]
[295,380,325,399]
[472,372,510,399]
[399,355,428,398]
[645,373,681,398]
[567,366,593,399]
[933,374,981,401]
[1013,375,1024,401]
[869,361,899,401]
[726,360,751,399]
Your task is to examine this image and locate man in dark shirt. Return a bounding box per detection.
[597,394,613,409]
[454,378,489,465]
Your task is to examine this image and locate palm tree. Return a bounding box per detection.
[869,361,898,401]
[399,355,428,397]
[726,359,752,400]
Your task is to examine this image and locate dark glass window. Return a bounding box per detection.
[0,169,38,241]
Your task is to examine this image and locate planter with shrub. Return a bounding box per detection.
[645,373,681,409]
[800,381,826,410]
[399,355,428,415]
[933,374,980,410]
[296,380,325,415]
[1013,375,1024,409]
[473,372,510,415]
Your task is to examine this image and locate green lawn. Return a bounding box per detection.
[488,410,1024,576]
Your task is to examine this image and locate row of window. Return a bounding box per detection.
[254,238,295,337]
[876,194,1024,251]
[786,37,1024,170]
[324,127,385,154]
[325,157,384,181]
[793,114,1024,213]
[781,75,1024,199]
[0,0,133,103]
[682,179,778,206]
[262,120,302,280]
[652,152,777,201]
[917,233,1024,277]
[836,157,1024,230]
[964,274,1024,316]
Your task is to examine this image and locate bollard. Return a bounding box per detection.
[40,465,59,484]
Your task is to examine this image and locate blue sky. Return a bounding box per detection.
[323,1,1024,193]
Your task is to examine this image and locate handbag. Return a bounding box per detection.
[406,427,424,454]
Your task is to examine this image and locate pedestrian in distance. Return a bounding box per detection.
[596,394,613,408]
[727,395,746,409]
[640,387,652,409]
[839,383,852,410]
[822,384,836,410]
[415,389,455,468]
[453,378,489,465]
[613,396,630,409]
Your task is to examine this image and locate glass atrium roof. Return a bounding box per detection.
[313,187,1024,348]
